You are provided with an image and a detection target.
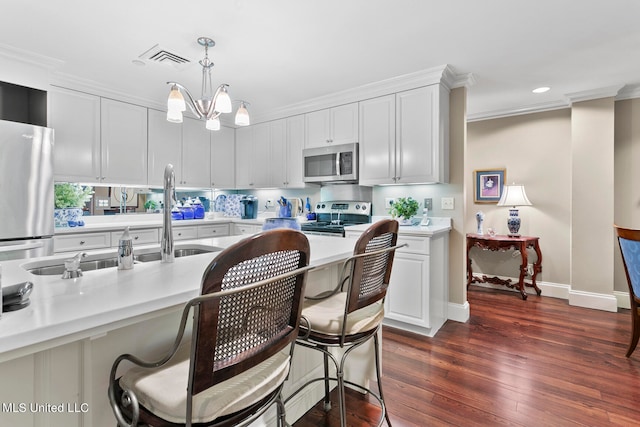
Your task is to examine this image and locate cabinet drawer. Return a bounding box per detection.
[197,224,230,238]
[110,228,158,246]
[233,224,261,235]
[174,226,198,241]
[54,232,111,253]
[397,235,430,255]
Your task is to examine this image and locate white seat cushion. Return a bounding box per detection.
[119,344,290,424]
[302,292,384,336]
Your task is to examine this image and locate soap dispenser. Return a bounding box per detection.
[420,208,430,226]
[117,227,134,270]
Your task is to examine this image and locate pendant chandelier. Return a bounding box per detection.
[166,36,250,130]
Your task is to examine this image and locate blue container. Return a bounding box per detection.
[171,207,183,220]
[278,204,292,218]
[262,218,301,231]
[181,206,195,220]
[193,201,205,219]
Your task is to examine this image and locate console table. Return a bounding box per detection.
[466,233,542,300]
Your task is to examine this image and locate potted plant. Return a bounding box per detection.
[54,183,93,227]
[389,197,420,225]
[144,199,159,213]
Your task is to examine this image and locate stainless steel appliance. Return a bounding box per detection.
[300,200,371,237]
[0,120,54,260]
[303,142,358,183]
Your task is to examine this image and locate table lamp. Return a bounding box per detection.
[497,184,532,237]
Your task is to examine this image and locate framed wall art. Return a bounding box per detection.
[474,168,506,203]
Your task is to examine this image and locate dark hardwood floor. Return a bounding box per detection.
[294,286,640,426]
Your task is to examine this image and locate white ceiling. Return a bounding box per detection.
[2,0,640,122]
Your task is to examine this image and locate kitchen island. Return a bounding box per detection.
[0,233,362,426]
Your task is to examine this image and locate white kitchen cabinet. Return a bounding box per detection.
[181,117,211,188]
[283,115,308,188]
[100,98,148,186]
[345,228,449,337]
[358,85,449,185]
[358,94,396,185]
[251,122,275,188]
[49,87,101,183]
[235,126,253,188]
[197,223,230,238]
[267,119,287,187]
[110,228,159,247]
[147,108,182,187]
[305,103,358,148]
[173,225,198,241]
[211,126,235,189]
[233,223,262,235]
[54,232,111,253]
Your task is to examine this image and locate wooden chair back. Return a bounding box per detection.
[615,225,640,301]
[191,229,310,395]
[346,219,399,314]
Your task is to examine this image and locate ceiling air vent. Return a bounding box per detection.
[138,44,191,68]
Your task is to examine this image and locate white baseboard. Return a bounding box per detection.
[568,289,618,312]
[615,291,631,310]
[447,300,470,323]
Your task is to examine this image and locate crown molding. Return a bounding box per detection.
[252,64,469,124]
[467,100,570,122]
[615,84,640,101]
[564,85,625,104]
[0,43,64,69]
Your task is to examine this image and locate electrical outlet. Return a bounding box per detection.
[265,199,274,208]
[424,198,433,211]
[441,197,455,210]
[384,198,395,210]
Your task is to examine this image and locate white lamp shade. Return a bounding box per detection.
[497,185,532,207]
[166,109,183,123]
[214,87,232,113]
[206,116,221,131]
[167,87,186,112]
[235,103,250,126]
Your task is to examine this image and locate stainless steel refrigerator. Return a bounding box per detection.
[0,120,54,260]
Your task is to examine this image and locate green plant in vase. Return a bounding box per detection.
[144,199,159,212]
[389,197,419,224]
[54,183,93,227]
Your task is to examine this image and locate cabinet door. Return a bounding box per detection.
[147,109,182,187]
[359,95,396,185]
[211,126,235,189]
[385,252,430,328]
[396,85,448,184]
[251,123,271,188]
[100,99,148,185]
[181,117,211,188]
[330,103,358,145]
[285,115,306,188]
[49,88,101,183]
[235,126,253,188]
[305,109,330,148]
[270,119,287,187]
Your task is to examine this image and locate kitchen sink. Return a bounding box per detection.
[134,247,215,263]
[24,245,222,276]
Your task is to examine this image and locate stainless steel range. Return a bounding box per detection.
[300,201,371,237]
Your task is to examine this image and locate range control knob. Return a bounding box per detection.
[355,204,360,210]
[362,205,368,210]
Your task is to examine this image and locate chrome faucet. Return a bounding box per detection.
[62,252,87,279]
[161,164,176,263]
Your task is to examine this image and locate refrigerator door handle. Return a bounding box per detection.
[0,242,45,253]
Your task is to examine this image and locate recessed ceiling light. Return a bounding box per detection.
[532,86,550,94]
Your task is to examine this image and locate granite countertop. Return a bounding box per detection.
[0,233,355,360]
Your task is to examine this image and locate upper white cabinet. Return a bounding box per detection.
[211,125,235,189]
[358,94,396,185]
[359,85,449,185]
[49,88,101,183]
[305,103,358,148]
[101,98,148,185]
[235,126,253,188]
[180,117,211,188]
[284,115,307,187]
[147,109,182,186]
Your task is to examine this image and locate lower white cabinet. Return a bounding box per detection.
[173,226,198,241]
[110,228,159,246]
[197,224,230,238]
[54,232,111,253]
[345,229,449,337]
[233,224,262,235]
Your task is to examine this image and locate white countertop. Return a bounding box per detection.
[345,217,452,236]
[0,233,356,360]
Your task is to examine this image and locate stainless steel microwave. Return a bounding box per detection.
[303,142,358,183]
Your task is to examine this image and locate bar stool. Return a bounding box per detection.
[286,219,403,426]
[108,229,311,427]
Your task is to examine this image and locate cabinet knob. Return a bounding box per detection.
[79,241,85,245]
[134,236,139,240]
[178,232,182,236]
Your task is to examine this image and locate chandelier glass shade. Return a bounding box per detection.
[166,37,250,129]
